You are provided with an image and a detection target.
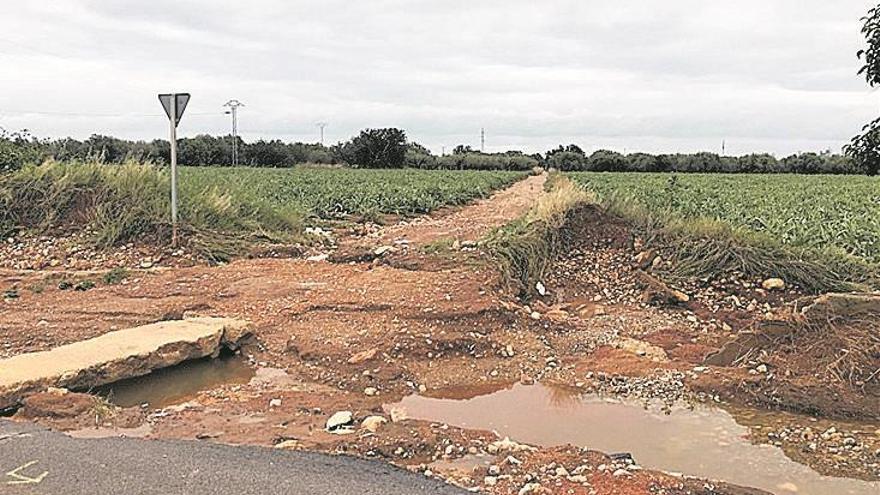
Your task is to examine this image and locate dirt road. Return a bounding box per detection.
[1,173,878,495]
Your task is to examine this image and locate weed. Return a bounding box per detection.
[89,395,117,424]
[570,172,880,293]
[0,160,303,260]
[603,196,876,293]
[422,238,456,255]
[102,267,130,285]
[74,280,96,291]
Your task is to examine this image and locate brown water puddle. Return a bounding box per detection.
[93,353,255,409]
[386,383,879,495]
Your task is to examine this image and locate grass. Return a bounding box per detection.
[0,160,302,260]
[569,172,879,292]
[487,174,595,298]
[102,267,130,285]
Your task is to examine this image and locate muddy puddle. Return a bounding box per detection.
[93,353,255,409]
[387,383,879,495]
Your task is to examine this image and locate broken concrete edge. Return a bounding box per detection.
[0,317,253,411]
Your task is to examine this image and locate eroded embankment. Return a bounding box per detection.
[501,175,879,422]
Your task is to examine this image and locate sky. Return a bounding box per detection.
[0,0,877,156]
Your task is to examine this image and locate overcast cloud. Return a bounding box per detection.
[0,0,877,155]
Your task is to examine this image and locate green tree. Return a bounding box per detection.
[586,150,626,171]
[0,129,42,172]
[845,5,880,175]
[334,128,407,168]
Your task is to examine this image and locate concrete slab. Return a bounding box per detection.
[0,317,252,409]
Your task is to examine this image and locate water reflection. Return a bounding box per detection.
[386,383,879,495]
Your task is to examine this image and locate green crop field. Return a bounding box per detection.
[181,167,526,218]
[569,172,880,263]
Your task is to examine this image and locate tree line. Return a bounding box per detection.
[0,128,540,172]
[0,127,870,174]
[544,145,863,174]
[0,130,334,171]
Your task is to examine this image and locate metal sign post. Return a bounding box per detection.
[158,93,191,247]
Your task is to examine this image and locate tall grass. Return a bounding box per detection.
[0,160,302,260]
[486,174,595,298]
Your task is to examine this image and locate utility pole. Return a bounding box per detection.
[480,128,485,152]
[722,140,726,156]
[223,99,244,166]
[316,122,328,146]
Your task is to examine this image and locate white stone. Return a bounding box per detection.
[326,410,354,431]
[360,415,387,432]
[762,278,786,291]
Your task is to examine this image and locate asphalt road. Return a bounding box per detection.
[0,420,467,495]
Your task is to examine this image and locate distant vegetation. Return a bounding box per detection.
[0,128,539,172]
[546,145,864,175]
[0,128,866,174]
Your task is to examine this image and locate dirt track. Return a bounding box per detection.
[2,173,879,494]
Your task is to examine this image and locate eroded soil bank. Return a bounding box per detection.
[2,173,878,495]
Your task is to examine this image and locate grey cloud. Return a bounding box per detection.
[0,0,876,156]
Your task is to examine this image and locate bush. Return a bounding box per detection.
[433,152,538,171]
[0,130,43,172]
[541,145,864,174]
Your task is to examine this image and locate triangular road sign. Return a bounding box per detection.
[158,93,191,125]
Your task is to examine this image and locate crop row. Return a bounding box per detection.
[181,167,526,218]
[569,172,880,263]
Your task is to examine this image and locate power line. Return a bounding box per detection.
[316,122,327,146]
[223,99,244,166]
